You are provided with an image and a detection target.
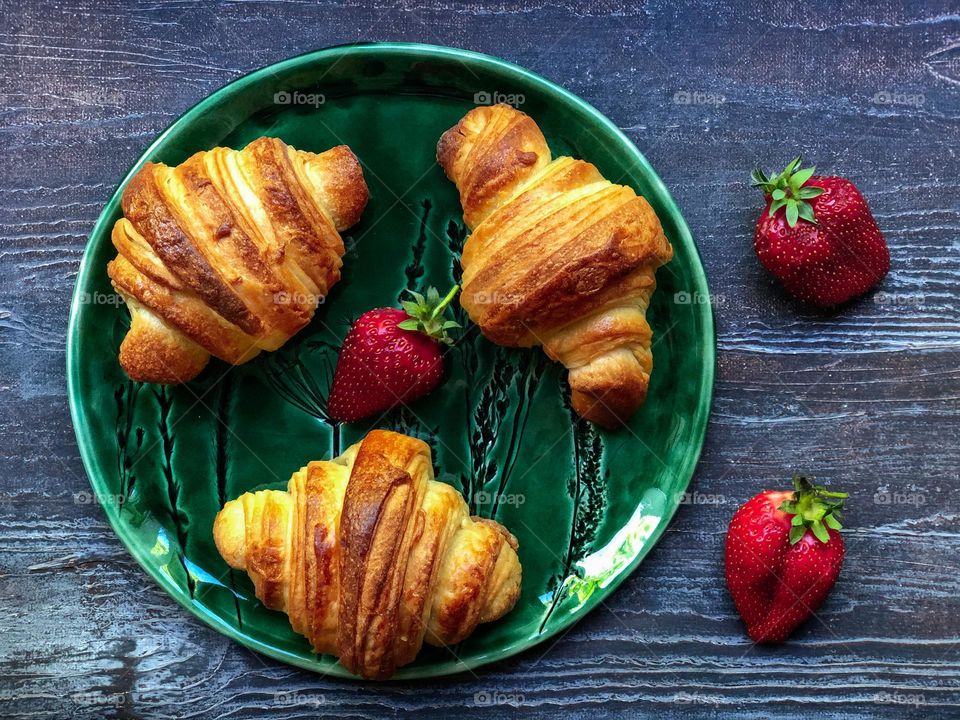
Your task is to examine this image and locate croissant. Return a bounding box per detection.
[107,137,369,384]
[437,104,674,428]
[213,429,522,679]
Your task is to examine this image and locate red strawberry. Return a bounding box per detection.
[751,157,890,306]
[327,286,460,423]
[725,475,848,643]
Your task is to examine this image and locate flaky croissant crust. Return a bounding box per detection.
[107,137,368,384]
[213,430,522,679]
[438,104,673,427]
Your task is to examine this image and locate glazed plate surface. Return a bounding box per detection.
[67,43,715,678]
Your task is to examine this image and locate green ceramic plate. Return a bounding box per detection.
[67,43,715,679]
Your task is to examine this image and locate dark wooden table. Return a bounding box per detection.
[2,1,958,718]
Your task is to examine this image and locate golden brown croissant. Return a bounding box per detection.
[107,137,369,384]
[213,429,522,679]
[438,104,673,427]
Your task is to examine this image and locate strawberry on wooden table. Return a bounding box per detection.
[751,157,890,307]
[327,286,460,423]
[725,476,848,643]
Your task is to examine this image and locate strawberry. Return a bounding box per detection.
[725,475,848,643]
[327,286,460,423]
[751,157,890,307]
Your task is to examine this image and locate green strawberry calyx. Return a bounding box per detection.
[751,156,825,228]
[778,475,848,545]
[396,285,461,345]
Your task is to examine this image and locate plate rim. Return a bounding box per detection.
[66,41,716,680]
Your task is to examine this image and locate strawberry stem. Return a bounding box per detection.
[430,284,460,321]
[778,475,848,545]
[751,156,825,228]
[396,285,461,345]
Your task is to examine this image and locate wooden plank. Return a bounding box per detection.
[0,0,958,718]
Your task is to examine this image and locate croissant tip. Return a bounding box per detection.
[435,127,462,180]
[118,304,210,384]
[213,499,247,570]
[571,384,646,429]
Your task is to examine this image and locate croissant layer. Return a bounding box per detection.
[107,137,368,384]
[438,104,672,427]
[213,430,522,679]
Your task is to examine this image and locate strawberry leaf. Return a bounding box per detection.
[786,201,799,227]
[797,202,817,225]
[769,198,789,216]
[790,165,815,189]
[789,525,806,544]
[824,514,842,530]
[751,168,769,186]
[796,186,824,200]
[811,520,829,543]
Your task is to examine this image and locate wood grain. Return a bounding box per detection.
[0,0,958,717]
